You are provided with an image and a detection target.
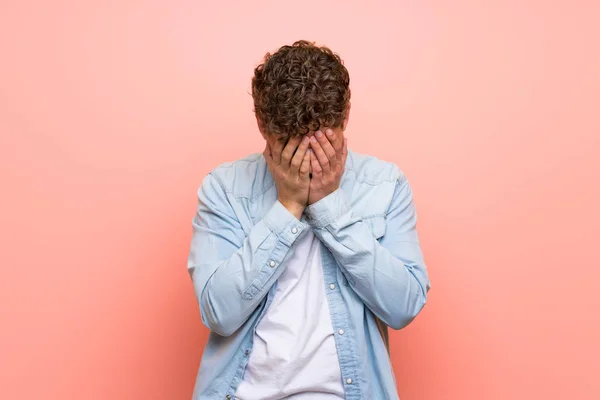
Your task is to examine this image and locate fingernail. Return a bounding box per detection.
[302,136,309,143]
[326,129,333,136]
[316,131,323,138]
[310,136,317,143]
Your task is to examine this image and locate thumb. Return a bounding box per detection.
[342,138,348,163]
[263,142,274,171]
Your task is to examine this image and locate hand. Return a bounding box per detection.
[308,129,348,205]
[264,135,311,219]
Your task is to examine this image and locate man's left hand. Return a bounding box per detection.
[308,128,348,205]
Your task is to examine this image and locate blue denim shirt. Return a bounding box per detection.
[187,149,430,399]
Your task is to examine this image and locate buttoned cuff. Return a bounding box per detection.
[263,200,309,247]
[305,188,351,229]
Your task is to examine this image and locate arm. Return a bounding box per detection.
[305,176,430,330]
[187,173,308,336]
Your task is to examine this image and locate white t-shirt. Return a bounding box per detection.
[235,218,344,399]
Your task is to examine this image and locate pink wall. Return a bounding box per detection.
[1,1,599,399]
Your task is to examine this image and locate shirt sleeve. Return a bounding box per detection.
[305,177,430,330]
[187,173,308,336]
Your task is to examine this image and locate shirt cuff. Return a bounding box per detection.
[263,200,309,246]
[305,188,351,228]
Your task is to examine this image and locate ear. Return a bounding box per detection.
[342,102,351,131]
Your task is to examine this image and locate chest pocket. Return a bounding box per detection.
[362,215,387,240]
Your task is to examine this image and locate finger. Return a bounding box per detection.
[310,146,323,177]
[281,135,302,168]
[325,128,343,155]
[316,130,337,163]
[299,147,311,179]
[290,135,310,174]
[309,134,330,172]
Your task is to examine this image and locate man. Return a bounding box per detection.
[187,40,430,399]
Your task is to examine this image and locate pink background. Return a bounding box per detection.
[1,1,599,399]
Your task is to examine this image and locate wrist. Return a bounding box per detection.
[279,199,305,220]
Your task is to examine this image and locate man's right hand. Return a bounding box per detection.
[263,135,311,220]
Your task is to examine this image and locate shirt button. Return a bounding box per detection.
[346,378,353,384]
[291,227,298,234]
[225,396,231,400]
[329,284,335,290]
[338,329,345,335]
[244,350,249,356]
[269,260,276,267]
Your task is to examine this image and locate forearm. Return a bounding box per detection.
[195,222,286,335]
[199,211,304,335]
[306,187,430,329]
[188,174,308,336]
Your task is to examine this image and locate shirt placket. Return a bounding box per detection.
[321,244,363,399]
